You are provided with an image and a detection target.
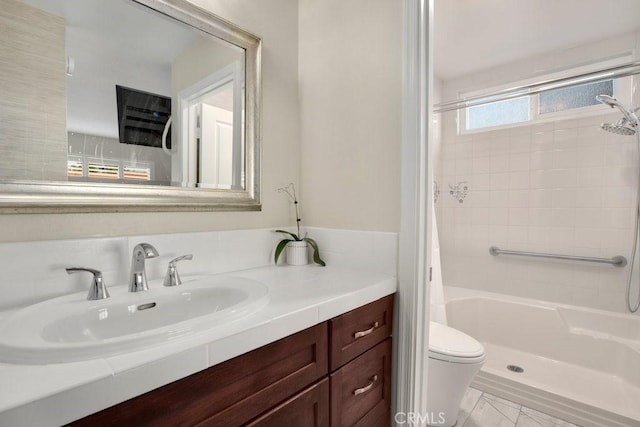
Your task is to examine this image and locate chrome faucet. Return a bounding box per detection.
[66,267,110,300]
[129,243,159,292]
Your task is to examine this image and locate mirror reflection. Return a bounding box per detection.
[3,0,246,190]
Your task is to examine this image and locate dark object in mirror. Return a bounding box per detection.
[116,85,171,149]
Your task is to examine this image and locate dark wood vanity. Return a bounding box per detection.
[71,294,394,426]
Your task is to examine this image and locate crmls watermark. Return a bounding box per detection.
[394,411,447,425]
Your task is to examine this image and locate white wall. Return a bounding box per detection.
[0,0,300,243]
[298,0,402,232]
[171,35,243,96]
[436,32,640,313]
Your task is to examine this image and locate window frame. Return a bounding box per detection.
[458,57,634,135]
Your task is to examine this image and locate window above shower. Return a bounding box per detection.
[459,57,633,134]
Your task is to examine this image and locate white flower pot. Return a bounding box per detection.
[286,240,308,265]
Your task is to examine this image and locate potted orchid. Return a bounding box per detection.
[274,183,326,266]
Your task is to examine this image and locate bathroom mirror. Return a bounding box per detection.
[0,0,261,212]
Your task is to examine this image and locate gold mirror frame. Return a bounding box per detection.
[0,0,261,213]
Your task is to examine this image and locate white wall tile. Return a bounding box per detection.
[575,148,604,167]
[436,107,638,313]
[550,168,578,187]
[508,133,531,153]
[0,228,396,310]
[531,131,554,151]
[508,171,530,189]
[530,150,553,170]
[575,187,603,207]
[574,228,603,249]
[455,141,474,159]
[551,188,576,208]
[508,208,529,226]
[490,173,510,190]
[601,208,633,229]
[507,226,528,244]
[488,207,509,225]
[472,157,491,174]
[509,153,531,172]
[508,190,529,207]
[573,208,602,228]
[576,167,604,187]
[552,149,578,169]
[552,128,579,149]
[472,173,491,190]
[490,155,510,173]
[0,237,129,309]
[529,208,552,226]
[471,208,490,225]
[602,186,632,207]
[550,208,576,227]
[488,225,509,243]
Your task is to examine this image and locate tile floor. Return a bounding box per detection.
[457,387,580,427]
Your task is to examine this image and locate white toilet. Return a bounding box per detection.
[426,321,485,427]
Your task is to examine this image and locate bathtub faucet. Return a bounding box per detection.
[129,243,159,292]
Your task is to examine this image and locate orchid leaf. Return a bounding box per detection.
[274,229,301,241]
[274,239,293,264]
[303,237,326,267]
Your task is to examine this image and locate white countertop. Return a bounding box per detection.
[0,265,396,426]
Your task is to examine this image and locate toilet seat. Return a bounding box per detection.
[429,322,485,364]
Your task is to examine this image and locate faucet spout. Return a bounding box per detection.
[129,243,159,292]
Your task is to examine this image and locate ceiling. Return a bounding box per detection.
[435,0,640,80]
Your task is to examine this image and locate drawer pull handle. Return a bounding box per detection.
[354,322,379,339]
[353,375,378,396]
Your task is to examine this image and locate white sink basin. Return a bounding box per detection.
[0,275,269,364]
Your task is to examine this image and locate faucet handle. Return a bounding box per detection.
[163,255,193,287]
[66,267,110,301]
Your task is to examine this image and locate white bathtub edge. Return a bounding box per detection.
[473,371,639,427]
[444,285,640,426]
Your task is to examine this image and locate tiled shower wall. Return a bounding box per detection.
[435,109,638,313]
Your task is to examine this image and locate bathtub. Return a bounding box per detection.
[444,286,640,427]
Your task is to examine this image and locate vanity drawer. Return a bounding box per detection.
[246,378,330,427]
[330,339,392,427]
[329,294,393,371]
[72,323,328,427]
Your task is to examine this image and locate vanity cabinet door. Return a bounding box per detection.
[246,378,330,427]
[71,323,328,427]
[329,295,394,371]
[330,339,392,427]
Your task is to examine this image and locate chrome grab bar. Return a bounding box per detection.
[489,246,627,267]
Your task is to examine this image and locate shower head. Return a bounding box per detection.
[601,118,636,136]
[596,94,639,126]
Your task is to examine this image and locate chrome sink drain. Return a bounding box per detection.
[507,365,524,373]
[137,302,157,311]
